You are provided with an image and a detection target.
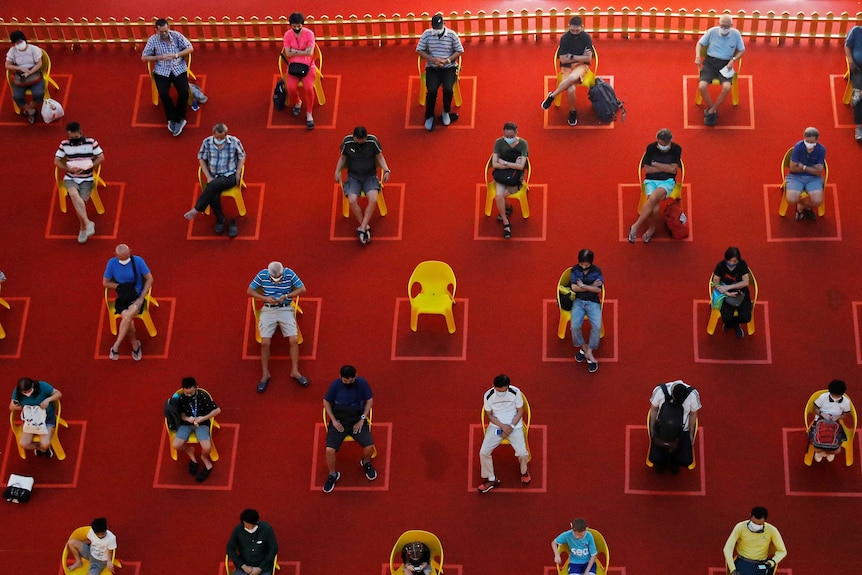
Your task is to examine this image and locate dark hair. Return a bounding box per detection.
[577,248,594,264]
[751,506,768,520]
[724,246,741,261]
[828,379,847,396]
[353,126,368,139]
[14,377,39,402]
[493,374,510,389]
[571,518,588,531]
[503,122,518,132]
[671,383,689,403]
[340,365,357,379]
[569,16,583,27]
[240,508,260,525]
[66,121,81,133]
[288,13,304,25]
[181,377,197,390]
[10,30,26,44]
[91,517,108,533]
[155,18,169,28]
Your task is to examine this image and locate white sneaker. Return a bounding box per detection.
[172,118,187,137]
[826,453,836,462]
[855,126,862,141]
[814,452,824,462]
[852,89,862,107]
[77,229,89,244]
[86,221,95,237]
[424,117,434,131]
[442,112,451,126]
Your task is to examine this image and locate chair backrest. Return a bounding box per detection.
[408,261,456,301]
[390,530,444,575]
[557,268,572,307]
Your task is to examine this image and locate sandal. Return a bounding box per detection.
[131,340,142,361]
[109,347,119,361]
[503,223,512,240]
[627,227,636,243]
[496,203,514,222]
[642,227,655,243]
[292,103,301,116]
[195,466,212,483]
[795,206,805,221]
[188,461,199,476]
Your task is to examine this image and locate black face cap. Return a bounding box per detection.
[432,14,444,29]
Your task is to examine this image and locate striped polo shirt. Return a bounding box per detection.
[416,28,463,67]
[249,267,304,304]
[55,137,103,182]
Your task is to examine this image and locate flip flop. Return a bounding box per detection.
[292,375,310,387]
[195,466,212,483]
[131,341,142,361]
[257,377,270,393]
[642,229,655,243]
[627,227,636,243]
[188,461,199,476]
[292,104,301,116]
[109,347,119,361]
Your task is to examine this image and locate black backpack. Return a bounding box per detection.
[164,394,182,431]
[273,79,287,111]
[588,78,626,123]
[652,384,691,451]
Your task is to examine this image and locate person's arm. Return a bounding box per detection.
[235,147,246,180]
[582,553,597,575]
[491,152,507,170]
[486,409,514,437]
[688,408,698,441]
[354,396,373,433]
[9,398,22,411]
[260,525,278,573]
[551,540,563,565]
[137,271,154,308]
[847,42,857,69]
[769,527,787,565]
[92,152,105,170]
[21,52,42,76]
[375,153,391,183]
[722,526,740,572]
[572,276,602,294]
[648,404,659,438]
[40,387,62,410]
[323,399,345,432]
[226,527,245,572]
[694,36,707,66]
[176,34,194,58]
[334,153,348,183]
[199,155,213,182]
[54,155,67,171]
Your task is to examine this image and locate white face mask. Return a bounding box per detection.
[657,143,671,152]
[244,525,259,534]
[494,390,508,398]
[503,137,517,145]
[118,258,131,265]
[719,28,731,36]
[15,41,27,51]
[804,142,816,151]
[747,521,764,533]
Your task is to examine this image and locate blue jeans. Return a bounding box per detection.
[571,299,601,350]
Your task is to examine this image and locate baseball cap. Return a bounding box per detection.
[431,14,444,29]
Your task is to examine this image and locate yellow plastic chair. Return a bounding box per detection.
[340,166,388,218]
[322,407,377,458]
[5,48,59,115]
[555,528,609,575]
[0,283,10,340]
[147,53,196,106]
[481,392,531,461]
[803,390,856,466]
[557,268,605,340]
[10,399,68,460]
[251,296,303,345]
[645,409,698,470]
[104,287,159,338]
[198,165,247,217]
[165,387,220,462]
[842,58,854,105]
[417,55,462,107]
[62,526,121,575]
[777,147,828,218]
[553,46,598,107]
[706,269,757,336]
[695,45,741,107]
[484,155,531,219]
[408,261,456,334]
[56,165,107,215]
[637,155,684,213]
[389,530,443,575]
[225,554,280,573]
[278,44,326,106]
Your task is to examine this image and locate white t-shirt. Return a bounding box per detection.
[5,44,42,70]
[650,380,702,431]
[814,392,852,420]
[87,528,117,562]
[483,385,524,429]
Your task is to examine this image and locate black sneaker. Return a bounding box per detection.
[735,325,744,339]
[361,459,378,481]
[323,471,341,493]
[804,209,816,221]
[214,217,226,235]
[43,447,54,459]
[575,350,586,362]
[227,218,239,238]
[541,93,554,110]
[568,110,578,126]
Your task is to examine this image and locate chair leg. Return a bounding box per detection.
[91,188,106,215]
[418,73,426,106]
[445,310,456,334]
[706,308,721,335]
[150,78,159,106]
[731,77,739,106]
[377,191,388,217]
[51,434,66,460]
[746,315,756,336]
[778,188,789,216]
[484,186,495,217]
[342,196,350,218]
[518,190,531,219]
[142,313,158,338]
[804,443,815,466]
[314,73,326,106]
[0,322,5,340]
[209,441,220,462]
[453,78,463,108]
[844,437,854,467]
[557,312,570,340]
[694,85,703,106]
[296,325,304,346]
[58,181,68,213]
[232,191,247,217]
[410,307,419,332]
[553,73,563,107]
[843,78,853,105]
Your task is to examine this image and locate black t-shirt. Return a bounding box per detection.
[643,142,682,181]
[340,135,383,177]
[713,259,750,298]
[558,31,593,66]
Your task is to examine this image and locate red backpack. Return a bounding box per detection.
[664,199,689,239]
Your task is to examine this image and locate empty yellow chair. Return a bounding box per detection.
[484,155,531,219]
[62,526,121,575]
[777,147,828,218]
[555,528,609,575]
[0,282,10,340]
[10,399,68,460]
[198,165,247,217]
[417,55,462,108]
[706,269,757,336]
[56,165,106,215]
[695,45,741,107]
[165,388,220,462]
[340,166,388,219]
[481,392,532,461]
[278,44,326,106]
[147,53,196,107]
[553,46,598,107]
[636,155,684,213]
[6,48,59,115]
[390,530,443,575]
[105,287,159,338]
[803,389,856,467]
[408,261,456,334]
[322,407,377,458]
[557,268,605,340]
[645,409,698,470]
[251,296,303,345]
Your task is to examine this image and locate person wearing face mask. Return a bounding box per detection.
[184,123,246,238]
[9,377,62,458]
[416,13,464,131]
[103,243,154,360]
[570,249,603,373]
[247,261,308,393]
[491,122,529,239]
[141,18,194,137]
[282,12,318,130]
[628,128,681,243]
[226,508,278,575]
[808,379,854,463]
[541,16,594,126]
[711,246,751,339]
[722,507,787,575]
[784,126,826,221]
[477,374,529,492]
[695,14,745,126]
[5,30,46,125]
[54,121,105,244]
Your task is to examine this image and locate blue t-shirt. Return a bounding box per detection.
[846,26,862,67]
[324,377,373,421]
[11,380,57,421]
[789,140,826,168]
[699,26,744,60]
[555,530,597,569]
[103,255,151,296]
[570,264,603,304]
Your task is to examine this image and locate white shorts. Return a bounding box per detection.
[258,306,297,339]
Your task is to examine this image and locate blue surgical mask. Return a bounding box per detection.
[213,137,226,145]
[726,261,737,269]
[503,137,517,145]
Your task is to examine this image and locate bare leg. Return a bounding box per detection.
[325,446,338,473]
[709,82,732,113]
[67,188,92,232]
[112,307,139,353]
[698,81,714,110]
[66,538,84,570]
[260,337,273,381]
[288,335,302,379]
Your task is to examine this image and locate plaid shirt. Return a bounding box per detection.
[198,135,246,177]
[142,30,192,77]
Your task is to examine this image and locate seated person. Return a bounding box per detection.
[784,126,826,221]
[334,126,391,245]
[552,518,598,575]
[628,128,681,243]
[809,379,854,462]
[648,380,701,474]
[226,509,278,575]
[5,30,46,125]
[401,541,432,575]
[65,517,118,574]
[541,16,593,126]
[711,246,751,340]
[490,122,528,240]
[171,377,221,482]
[695,15,744,126]
[9,376,62,458]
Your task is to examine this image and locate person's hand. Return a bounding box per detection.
[554,555,562,565]
[39,399,50,410]
[68,166,82,174]
[241,565,254,575]
[730,570,739,575]
[501,424,513,438]
[764,559,776,570]
[332,420,344,433]
[583,48,592,59]
[251,568,263,575]
[353,419,364,434]
[717,285,728,294]
[335,172,342,184]
[382,171,391,183]
[264,296,278,304]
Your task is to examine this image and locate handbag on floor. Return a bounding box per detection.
[4,474,34,503]
[41,98,64,123]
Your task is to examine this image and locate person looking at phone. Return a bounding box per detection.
[711,246,752,339]
[9,377,62,458]
[477,374,529,493]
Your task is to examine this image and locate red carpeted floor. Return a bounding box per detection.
[1,2,861,575]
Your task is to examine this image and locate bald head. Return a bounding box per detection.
[115,244,131,260]
[719,15,732,27]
